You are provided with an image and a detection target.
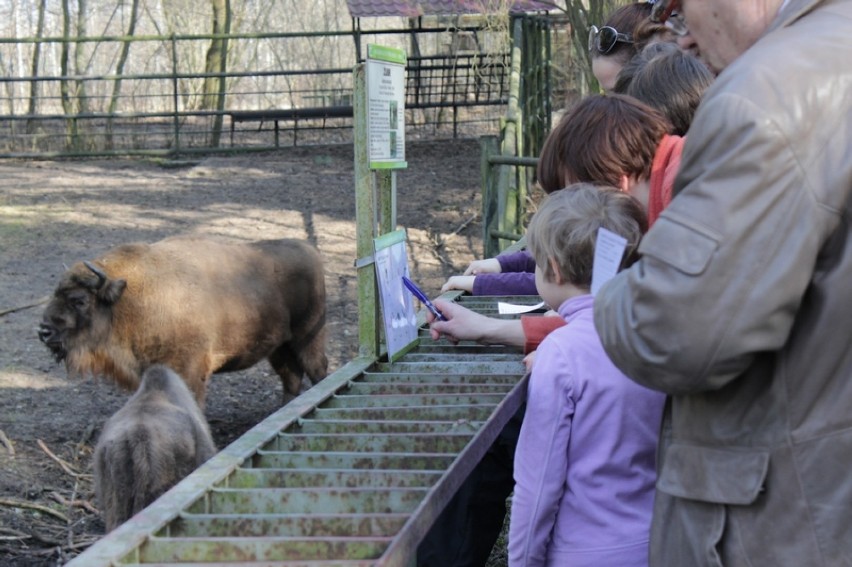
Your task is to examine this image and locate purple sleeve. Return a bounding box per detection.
[472,272,538,296]
[497,250,537,273]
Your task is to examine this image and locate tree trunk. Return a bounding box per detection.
[26,0,47,135]
[75,0,89,115]
[202,0,230,110]
[106,0,141,148]
[60,0,79,150]
[202,0,231,147]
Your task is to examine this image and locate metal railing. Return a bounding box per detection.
[66,294,538,566]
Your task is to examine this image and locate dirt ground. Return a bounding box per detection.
[0,138,487,565]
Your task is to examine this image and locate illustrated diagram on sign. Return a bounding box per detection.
[374,230,418,360]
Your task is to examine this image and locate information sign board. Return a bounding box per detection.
[366,44,407,169]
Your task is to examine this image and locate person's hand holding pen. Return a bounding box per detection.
[402,276,446,321]
[426,299,527,349]
[426,299,482,343]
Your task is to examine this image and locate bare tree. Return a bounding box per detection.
[75,0,90,115]
[201,0,230,146]
[60,0,80,149]
[26,0,47,134]
[202,0,230,110]
[106,0,141,148]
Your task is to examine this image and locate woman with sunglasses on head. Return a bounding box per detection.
[588,2,651,91]
[590,1,702,91]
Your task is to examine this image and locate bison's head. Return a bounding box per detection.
[38,261,127,361]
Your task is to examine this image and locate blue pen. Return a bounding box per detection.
[402,276,447,321]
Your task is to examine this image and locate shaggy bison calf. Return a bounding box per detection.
[94,364,216,531]
[38,236,328,406]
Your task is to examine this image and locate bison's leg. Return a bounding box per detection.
[268,345,305,400]
[188,378,209,410]
[269,323,328,402]
[166,360,213,410]
[297,324,328,386]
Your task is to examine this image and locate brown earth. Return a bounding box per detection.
[0,139,487,565]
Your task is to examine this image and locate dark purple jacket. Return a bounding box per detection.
[472,251,538,295]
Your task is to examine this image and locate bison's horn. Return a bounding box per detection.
[83,261,108,289]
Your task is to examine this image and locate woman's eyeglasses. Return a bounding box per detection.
[588,25,633,55]
[664,13,689,36]
[651,0,681,24]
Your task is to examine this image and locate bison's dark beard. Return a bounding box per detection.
[38,327,68,361]
[44,342,67,362]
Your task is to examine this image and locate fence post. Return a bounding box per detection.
[353,63,380,359]
[480,135,499,257]
[171,33,180,154]
[494,18,524,255]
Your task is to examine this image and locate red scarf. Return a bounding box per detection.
[647,134,685,226]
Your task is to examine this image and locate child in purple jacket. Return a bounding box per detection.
[509,184,665,567]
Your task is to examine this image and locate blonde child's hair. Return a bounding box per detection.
[526,183,648,288]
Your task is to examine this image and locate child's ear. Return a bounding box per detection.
[619,174,633,193]
[549,258,564,284]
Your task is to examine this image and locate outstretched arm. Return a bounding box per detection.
[427,299,526,347]
[463,258,502,275]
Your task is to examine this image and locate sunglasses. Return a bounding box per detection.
[588,25,634,55]
[651,0,682,24]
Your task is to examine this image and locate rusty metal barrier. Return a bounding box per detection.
[67,293,542,566]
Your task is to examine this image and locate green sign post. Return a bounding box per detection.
[354,44,409,359]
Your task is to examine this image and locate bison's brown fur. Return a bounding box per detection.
[39,236,327,405]
[94,364,217,532]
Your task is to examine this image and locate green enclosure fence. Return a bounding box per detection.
[0,25,518,158]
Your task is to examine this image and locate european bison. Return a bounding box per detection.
[94,364,216,531]
[38,235,328,405]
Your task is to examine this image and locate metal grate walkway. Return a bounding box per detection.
[67,294,540,566]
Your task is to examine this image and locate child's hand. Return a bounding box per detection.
[463,258,501,275]
[441,275,475,294]
[427,299,490,343]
